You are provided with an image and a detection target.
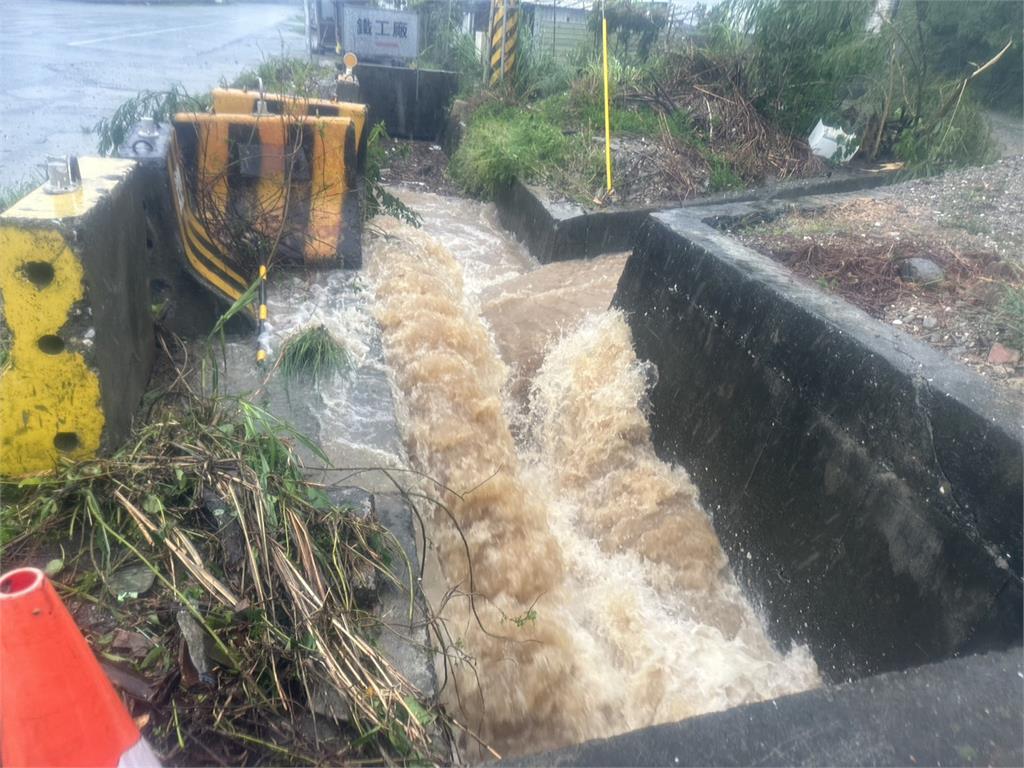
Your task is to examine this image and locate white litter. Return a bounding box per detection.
[808,120,859,162]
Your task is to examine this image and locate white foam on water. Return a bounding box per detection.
[365,199,820,758]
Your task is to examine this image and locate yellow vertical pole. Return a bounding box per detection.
[601,10,612,193]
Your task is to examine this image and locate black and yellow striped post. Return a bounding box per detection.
[488,0,520,87]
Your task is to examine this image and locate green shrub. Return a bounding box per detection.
[716,0,1007,172]
[278,325,349,381]
[0,178,42,212]
[229,55,328,98]
[364,122,422,226]
[94,86,211,156]
[448,104,598,199]
[707,155,743,192]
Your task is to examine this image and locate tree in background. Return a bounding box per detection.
[714,0,1019,171]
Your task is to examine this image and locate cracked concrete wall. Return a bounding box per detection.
[612,208,1022,682]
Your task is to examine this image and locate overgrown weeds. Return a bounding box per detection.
[448,101,600,200]
[714,0,1011,171]
[1,343,445,764]
[0,177,43,212]
[229,55,330,100]
[278,325,349,382]
[995,283,1024,350]
[365,122,423,227]
[94,86,211,156]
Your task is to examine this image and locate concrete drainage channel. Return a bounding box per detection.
[1,101,1021,762]
[503,197,1022,765]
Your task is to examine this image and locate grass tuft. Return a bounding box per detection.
[278,325,349,382]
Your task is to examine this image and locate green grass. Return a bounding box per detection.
[0,178,42,212]
[535,92,697,143]
[0,324,9,371]
[707,154,744,192]
[277,325,349,381]
[229,55,329,98]
[448,102,600,200]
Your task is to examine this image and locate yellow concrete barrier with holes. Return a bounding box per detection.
[168,111,360,311]
[0,158,154,475]
[211,89,367,162]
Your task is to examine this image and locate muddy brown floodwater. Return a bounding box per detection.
[366,189,820,758]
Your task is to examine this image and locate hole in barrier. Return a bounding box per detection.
[37,335,65,355]
[53,432,80,452]
[22,261,55,288]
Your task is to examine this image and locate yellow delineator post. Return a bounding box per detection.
[0,158,154,475]
[602,6,613,193]
[489,0,519,87]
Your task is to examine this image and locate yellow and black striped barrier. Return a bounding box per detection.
[167,111,361,315]
[211,89,368,169]
[0,158,154,474]
[488,0,520,87]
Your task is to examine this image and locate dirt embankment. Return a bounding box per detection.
[739,157,1024,396]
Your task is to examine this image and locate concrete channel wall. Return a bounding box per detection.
[512,649,1022,766]
[493,168,899,263]
[611,208,1023,683]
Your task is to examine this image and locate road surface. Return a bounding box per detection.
[0,0,306,188]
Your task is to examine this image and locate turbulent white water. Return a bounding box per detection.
[366,192,820,758]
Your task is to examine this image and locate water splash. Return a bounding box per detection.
[367,212,819,757]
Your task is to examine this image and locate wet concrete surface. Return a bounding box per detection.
[1,0,305,188]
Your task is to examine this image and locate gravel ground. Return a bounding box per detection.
[872,155,1024,261]
[740,156,1024,399]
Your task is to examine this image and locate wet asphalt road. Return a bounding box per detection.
[0,0,305,188]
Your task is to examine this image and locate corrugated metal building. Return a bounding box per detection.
[526,1,592,60]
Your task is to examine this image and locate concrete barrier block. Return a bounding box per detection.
[613,209,1023,681]
[211,88,368,168]
[0,158,154,474]
[353,64,457,141]
[170,112,362,287]
[117,122,230,338]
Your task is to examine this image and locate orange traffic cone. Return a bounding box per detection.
[0,567,160,767]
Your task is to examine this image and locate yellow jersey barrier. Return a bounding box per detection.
[0,158,154,475]
[168,111,361,313]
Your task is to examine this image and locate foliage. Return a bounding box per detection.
[911,0,1023,111]
[229,55,330,99]
[413,1,482,97]
[707,154,743,192]
[448,101,599,200]
[0,321,9,371]
[278,325,349,382]
[715,0,1008,171]
[0,178,42,212]
[589,0,669,61]
[364,122,422,227]
[94,86,211,156]
[506,22,582,101]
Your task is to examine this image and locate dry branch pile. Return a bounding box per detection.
[1,344,448,766]
[616,45,826,198]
